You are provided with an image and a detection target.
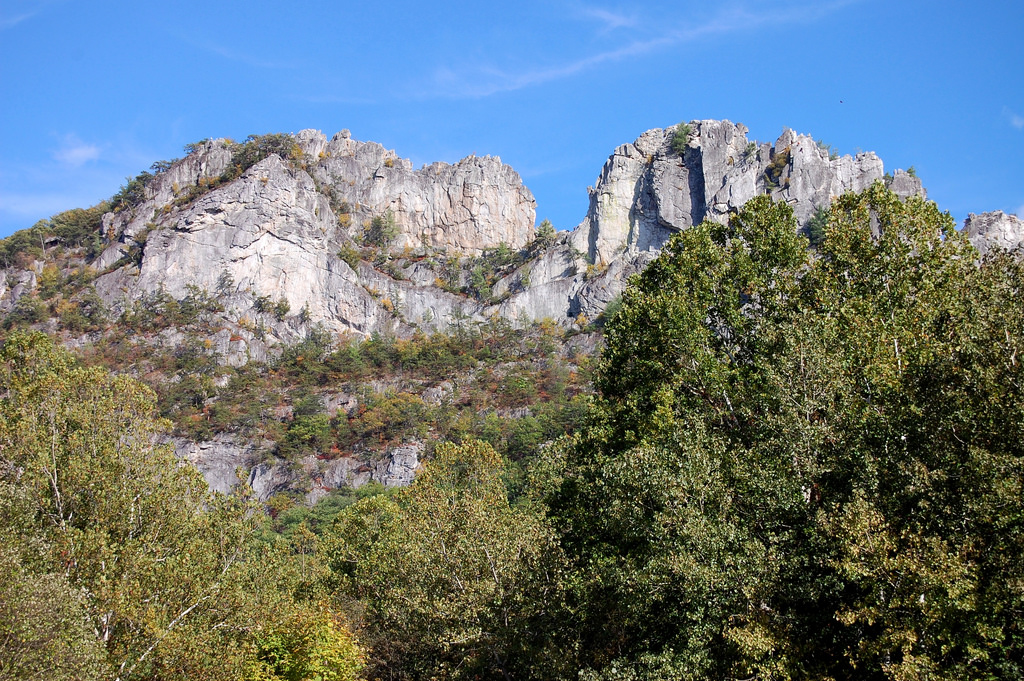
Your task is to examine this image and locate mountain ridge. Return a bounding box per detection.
[4,119,1021,357]
[1,120,1021,500]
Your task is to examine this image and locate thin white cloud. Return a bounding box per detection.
[53,134,101,167]
[175,33,300,70]
[1005,107,1024,130]
[415,0,862,100]
[0,0,59,29]
[426,35,675,99]
[579,7,638,33]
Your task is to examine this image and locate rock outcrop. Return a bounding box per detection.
[177,435,424,503]
[965,211,1024,256]
[4,120,1015,500]
[565,122,922,266]
[495,120,925,325]
[81,121,936,342]
[300,129,536,255]
[86,131,534,352]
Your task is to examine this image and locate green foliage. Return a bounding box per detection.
[670,122,692,155]
[174,133,299,207]
[595,293,623,328]
[764,145,791,189]
[183,138,211,155]
[363,210,399,247]
[803,205,829,246]
[0,332,364,680]
[321,440,570,680]
[468,263,491,300]
[274,297,291,321]
[0,510,107,681]
[282,413,332,458]
[216,269,235,297]
[225,133,299,182]
[337,243,361,270]
[461,241,526,302]
[535,218,557,247]
[0,200,109,267]
[816,138,839,160]
[547,185,1024,679]
[49,203,109,248]
[250,604,363,681]
[2,294,47,329]
[110,171,155,212]
[120,284,222,332]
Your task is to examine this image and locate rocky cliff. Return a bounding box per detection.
[495,120,927,324]
[964,210,1024,256]
[2,120,1020,501]
[72,120,952,355]
[7,120,1018,358]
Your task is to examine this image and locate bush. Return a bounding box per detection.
[110,171,155,212]
[670,122,692,155]
[803,205,829,246]
[764,145,791,189]
[362,211,398,247]
[3,295,47,329]
[337,244,360,270]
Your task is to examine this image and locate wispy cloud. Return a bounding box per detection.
[53,134,101,167]
[175,33,300,70]
[1005,107,1024,130]
[0,132,179,234]
[579,6,638,33]
[0,0,59,30]
[415,0,861,99]
[425,36,676,99]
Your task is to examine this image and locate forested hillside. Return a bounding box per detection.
[2,181,1021,680]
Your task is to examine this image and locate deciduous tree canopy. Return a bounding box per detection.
[546,185,1024,680]
[0,332,363,681]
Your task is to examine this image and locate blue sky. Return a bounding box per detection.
[1,0,1021,238]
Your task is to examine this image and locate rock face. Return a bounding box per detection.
[5,120,1013,500]
[965,211,1024,256]
[80,122,936,342]
[175,432,423,502]
[565,122,921,266]
[300,129,536,255]
[87,131,533,351]
[495,120,925,325]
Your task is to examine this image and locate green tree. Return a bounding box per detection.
[547,185,1024,680]
[535,219,557,248]
[670,122,692,155]
[363,210,399,247]
[321,439,570,680]
[0,482,107,681]
[0,332,363,680]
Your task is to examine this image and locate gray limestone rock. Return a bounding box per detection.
[172,435,264,494]
[534,120,928,325]
[965,211,1024,256]
[298,129,536,255]
[77,122,939,341]
[248,461,295,501]
[372,441,422,487]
